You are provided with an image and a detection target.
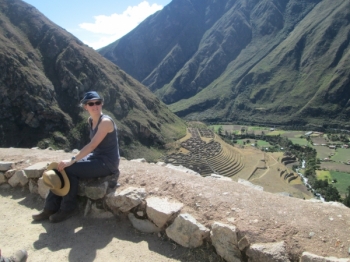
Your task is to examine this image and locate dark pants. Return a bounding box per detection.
[44,158,114,212]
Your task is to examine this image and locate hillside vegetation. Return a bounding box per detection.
[99,0,350,128]
[0,0,186,160]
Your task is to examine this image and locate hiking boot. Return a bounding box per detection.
[49,209,77,223]
[32,210,56,221]
[0,249,28,262]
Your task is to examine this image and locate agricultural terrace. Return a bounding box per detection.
[165,126,312,199]
[207,124,350,201]
[316,170,350,197]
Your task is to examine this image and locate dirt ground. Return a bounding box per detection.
[0,148,220,262]
[1,148,350,261]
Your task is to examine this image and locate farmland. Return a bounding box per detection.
[165,125,313,200]
[165,123,350,202]
[206,124,350,200]
[316,170,350,197]
[331,148,350,162]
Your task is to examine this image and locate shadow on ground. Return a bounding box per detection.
[0,187,222,262]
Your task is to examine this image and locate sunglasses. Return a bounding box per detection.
[86,101,102,106]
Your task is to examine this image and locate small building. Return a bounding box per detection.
[305,131,313,136]
[329,145,336,149]
[342,145,349,149]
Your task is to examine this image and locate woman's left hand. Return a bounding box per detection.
[58,159,73,172]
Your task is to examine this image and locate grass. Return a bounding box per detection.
[289,138,309,146]
[331,148,350,162]
[316,170,331,180]
[236,139,271,147]
[317,170,350,197]
[236,139,245,146]
[267,130,285,136]
[330,171,350,196]
[210,125,222,133]
[257,140,271,147]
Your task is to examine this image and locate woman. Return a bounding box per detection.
[32,91,120,223]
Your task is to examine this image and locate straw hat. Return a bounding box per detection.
[42,162,70,196]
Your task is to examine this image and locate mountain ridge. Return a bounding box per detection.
[99,0,350,128]
[0,0,186,160]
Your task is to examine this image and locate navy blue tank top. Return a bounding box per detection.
[88,114,120,174]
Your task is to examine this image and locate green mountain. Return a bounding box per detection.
[0,0,186,160]
[99,0,350,128]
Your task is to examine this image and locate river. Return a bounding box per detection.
[297,160,325,202]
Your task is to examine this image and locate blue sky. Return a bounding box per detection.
[23,0,172,49]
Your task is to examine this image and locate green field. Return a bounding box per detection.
[289,138,309,146]
[267,130,285,136]
[316,170,331,180]
[236,139,250,146]
[331,171,350,196]
[331,148,350,162]
[257,140,271,147]
[236,139,272,147]
[209,125,222,133]
[316,170,350,196]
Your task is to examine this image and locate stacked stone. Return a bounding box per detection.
[1,161,349,262]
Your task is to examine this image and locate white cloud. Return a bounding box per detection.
[79,1,163,49]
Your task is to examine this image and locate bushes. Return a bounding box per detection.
[343,186,350,207]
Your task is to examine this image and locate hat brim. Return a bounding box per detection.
[80,98,103,105]
[46,162,70,196]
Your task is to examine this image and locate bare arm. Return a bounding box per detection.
[57,118,114,171]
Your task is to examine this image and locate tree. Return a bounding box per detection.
[344,186,350,208]
[323,185,341,202]
[218,126,223,135]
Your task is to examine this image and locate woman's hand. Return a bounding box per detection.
[58,159,74,172]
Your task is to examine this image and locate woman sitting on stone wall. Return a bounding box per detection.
[32,91,120,223]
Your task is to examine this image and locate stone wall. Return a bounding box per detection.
[0,160,349,262]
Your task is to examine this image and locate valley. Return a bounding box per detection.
[162,122,350,205]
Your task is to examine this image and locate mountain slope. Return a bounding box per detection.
[0,0,186,160]
[99,0,350,127]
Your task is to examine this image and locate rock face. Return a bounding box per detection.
[0,0,186,159]
[100,0,350,127]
